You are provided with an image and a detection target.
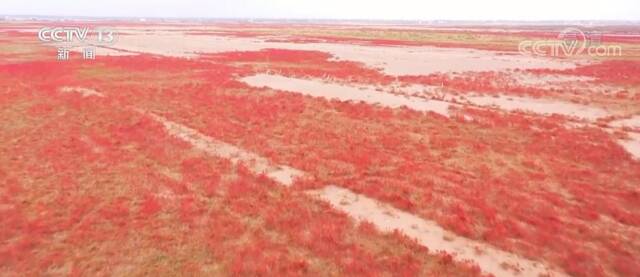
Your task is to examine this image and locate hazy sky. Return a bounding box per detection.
[3,0,639,21]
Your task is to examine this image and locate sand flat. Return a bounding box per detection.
[307,185,567,277]
[111,33,579,75]
[465,95,611,121]
[610,115,640,129]
[143,111,305,186]
[618,133,640,160]
[242,74,453,116]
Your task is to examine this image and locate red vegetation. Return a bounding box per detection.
[204,48,394,84]
[72,53,640,276]
[0,55,483,275]
[2,26,640,276]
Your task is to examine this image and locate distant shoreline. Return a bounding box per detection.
[2,15,640,26]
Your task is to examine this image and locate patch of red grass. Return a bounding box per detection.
[3,34,640,276]
[529,60,640,86]
[204,48,395,84]
[93,53,640,276]
[0,56,484,276]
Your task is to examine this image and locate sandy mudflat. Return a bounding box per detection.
[610,115,640,129]
[112,33,579,75]
[242,74,453,116]
[618,133,640,160]
[464,95,611,121]
[59,87,105,97]
[144,111,305,186]
[307,185,567,277]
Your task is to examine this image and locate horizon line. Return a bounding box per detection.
[2,14,640,24]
